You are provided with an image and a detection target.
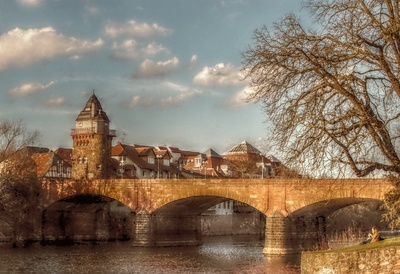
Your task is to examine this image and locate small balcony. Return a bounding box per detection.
[71,128,117,137]
[108,129,117,137]
[71,127,95,135]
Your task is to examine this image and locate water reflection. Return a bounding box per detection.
[0,236,300,274]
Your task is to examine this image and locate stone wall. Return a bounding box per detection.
[301,245,400,273]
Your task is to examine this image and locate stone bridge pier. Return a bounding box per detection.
[263,212,327,255]
[133,211,202,247]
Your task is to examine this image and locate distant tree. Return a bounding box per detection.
[242,0,400,178]
[228,159,259,178]
[382,175,400,230]
[0,119,40,246]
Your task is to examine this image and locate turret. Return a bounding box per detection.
[71,93,116,179]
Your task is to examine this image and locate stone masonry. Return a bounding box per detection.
[40,178,392,254]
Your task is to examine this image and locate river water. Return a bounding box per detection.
[0,236,300,274]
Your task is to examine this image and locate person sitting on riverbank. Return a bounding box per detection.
[360,226,382,244]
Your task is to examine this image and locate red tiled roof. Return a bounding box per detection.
[134,145,154,156]
[54,148,72,163]
[32,153,53,177]
[112,143,155,171]
[31,152,71,178]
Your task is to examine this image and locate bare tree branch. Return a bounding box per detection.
[243,0,400,177]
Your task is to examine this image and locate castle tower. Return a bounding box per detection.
[71,93,116,179]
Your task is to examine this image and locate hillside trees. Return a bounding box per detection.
[0,119,40,246]
[242,0,400,227]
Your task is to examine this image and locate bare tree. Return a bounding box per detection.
[0,119,40,246]
[227,159,260,178]
[382,175,400,230]
[242,0,400,178]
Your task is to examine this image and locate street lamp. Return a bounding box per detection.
[156,155,163,179]
[57,160,64,179]
[202,160,208,179]
[119,156,125,179]
[260,153,264,179]
[57,160,65,193]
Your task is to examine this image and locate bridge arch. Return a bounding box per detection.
[154,193,266,215]
[146,195,266,247]
[154,196,230,215]
[290,197,385,236]
[263,197,387,253]
[289,197,380,218]
[42,194,134,244]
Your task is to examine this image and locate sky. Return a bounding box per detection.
[0,0,305,155]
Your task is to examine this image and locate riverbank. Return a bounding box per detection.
[301,237,400,273]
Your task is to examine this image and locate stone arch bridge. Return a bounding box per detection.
[41,178,391,255]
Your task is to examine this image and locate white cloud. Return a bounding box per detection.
[69,55,81,61]
[134,57,180,78]
[223,86,253,108]
[45,96,65,106]
[162,81,195,93]
[16,0,42,7]
[193,63,246,86]
[161,90,198,107]
[112,40,167,60]
[105,20,171,38]
[84,3,100,15]
[125,89,197,108]
[112,39,138,59]
[142,42,168,56]
[124,81,199,108]
[125,95,156,108]
[9,80,57,97]
[0,27,103,72]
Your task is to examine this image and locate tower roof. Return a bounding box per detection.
[204,148,222,158]
[76,93,110,122]
[225,141,262,155]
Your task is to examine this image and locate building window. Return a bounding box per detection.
[163,159,170,166]
[148,156,155,164]
[119,156,126,162]
[194,157,202,167]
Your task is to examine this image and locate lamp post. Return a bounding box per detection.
[119,157,125,179]
[156,155,163,179]
[57,160,65,193]
[260,153,264,179]
[57,160,64,179]
[202,160,208,179]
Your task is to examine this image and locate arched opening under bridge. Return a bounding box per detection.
[271,197,390,252]
[42,194,134,245]
[135,195,266,247]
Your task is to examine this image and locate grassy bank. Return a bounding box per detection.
[310,236,400,254]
